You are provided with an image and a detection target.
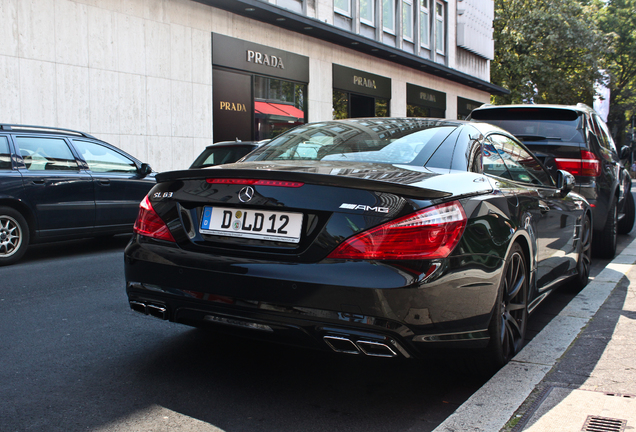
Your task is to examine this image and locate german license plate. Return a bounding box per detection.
[200,207,303,243]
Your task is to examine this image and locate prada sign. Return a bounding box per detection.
[333,64,391,99]
[407,83,446,110]
[213,69,252,142]
[213,33,308,82]
[246,50,285,69]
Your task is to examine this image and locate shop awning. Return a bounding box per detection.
[255,101,304,119]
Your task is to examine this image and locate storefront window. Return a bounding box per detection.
[333,90,349,120]
[376,98,389,117]
[254,76,307,140]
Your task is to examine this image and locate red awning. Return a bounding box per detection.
[254,101,304,119]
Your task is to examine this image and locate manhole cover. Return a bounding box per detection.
[582,415,627,432]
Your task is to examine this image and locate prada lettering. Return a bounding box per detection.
[353,76,377,89]
[219,101,248,112]
[246,50,285,69]
[420,92,437,102]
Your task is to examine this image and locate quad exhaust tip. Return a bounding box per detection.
[323,335,399,358]
[129,300,168,320]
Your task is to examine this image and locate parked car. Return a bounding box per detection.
[125,118,592,373]
[468,103,634,258]
[0,124,155,265]
[190,140,269,169]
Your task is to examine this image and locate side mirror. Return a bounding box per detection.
[620,145,630,160]
[138,163,152,177]
[556,169,575,197]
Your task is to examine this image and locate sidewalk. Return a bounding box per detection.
[433,233,636,432]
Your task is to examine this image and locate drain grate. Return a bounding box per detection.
[582,415,627,432]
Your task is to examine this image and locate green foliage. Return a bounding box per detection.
[594,0,636,146]
[492,0,608,106]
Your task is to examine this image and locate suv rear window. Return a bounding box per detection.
[471,108,585,143]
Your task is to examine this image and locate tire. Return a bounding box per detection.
[617,190,635,235]
[570,213,592,292]
[470,243,528,375]
[0,207,30,266]
[593,197,618,259]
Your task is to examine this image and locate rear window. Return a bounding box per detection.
[243,119,457,166]
[471,108,585,143]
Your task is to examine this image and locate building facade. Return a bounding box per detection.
[0,0,504,172]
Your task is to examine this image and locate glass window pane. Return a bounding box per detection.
[435,1,444,54]
[360,0,375,24]
[335,0,351,16]
[420,8,429,47]
[489,135,553,186]
[0,137,11,170]
[16,137,78,171]
[73,140,137,173]
[383,0,395,33]
[403,1,413,40]
[333,90,349,120]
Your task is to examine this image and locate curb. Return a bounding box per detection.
[432,237,636,432]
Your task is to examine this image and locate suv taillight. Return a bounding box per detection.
[327,201,467,260]
[554,150,601,177]
[133,196,175,242]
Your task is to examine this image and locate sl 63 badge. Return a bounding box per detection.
[153,192,173,199]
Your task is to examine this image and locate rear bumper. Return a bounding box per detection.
[124,236,505,359]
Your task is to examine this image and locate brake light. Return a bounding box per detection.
[133,196,175,242]
[554,150,600,177]
[327,201,467,260]
[206,178,304,187]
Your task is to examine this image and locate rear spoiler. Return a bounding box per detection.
[156,168,453,200]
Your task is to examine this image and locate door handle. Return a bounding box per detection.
[538,204,550,213]
[98,179,111,185]
[32,179,45,185]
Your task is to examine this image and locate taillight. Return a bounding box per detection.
[133,196,175,242]
[327,201,467,260]
[554,150,600,177]
[206,178,304,187]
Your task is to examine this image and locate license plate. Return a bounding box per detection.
[200,206,303,243]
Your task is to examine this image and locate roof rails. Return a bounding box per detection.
[0,124,97,139]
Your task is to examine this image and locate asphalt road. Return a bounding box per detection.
[1,214,632,432]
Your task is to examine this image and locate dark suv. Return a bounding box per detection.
[469,104,634,258]
[0,124,155,265]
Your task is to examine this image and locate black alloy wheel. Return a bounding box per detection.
[571,213,592,292]
[0,206,30,266]
[594,197,618,259]
[618,190,635,235]
[472,243,528,375]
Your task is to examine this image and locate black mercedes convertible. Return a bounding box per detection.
[124,118,591,373]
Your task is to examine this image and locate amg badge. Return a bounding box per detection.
[340,203,390,213]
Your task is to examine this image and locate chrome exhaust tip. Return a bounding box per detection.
[129,300,147,315]
[323,336,360,355]
[147,304,168,320]
[356,340,398,358]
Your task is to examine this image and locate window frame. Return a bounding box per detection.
[402,0,414,42]
[434,0,445,55]
[420,0,430,48]
[360,0,375,26]
[335,0,352,17]
[383,0,396,34]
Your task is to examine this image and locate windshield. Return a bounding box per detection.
[471,108,585,143]
[243,119,457,166]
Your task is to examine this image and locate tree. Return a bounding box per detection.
[593,0,636,147]
[492,0,608,106]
